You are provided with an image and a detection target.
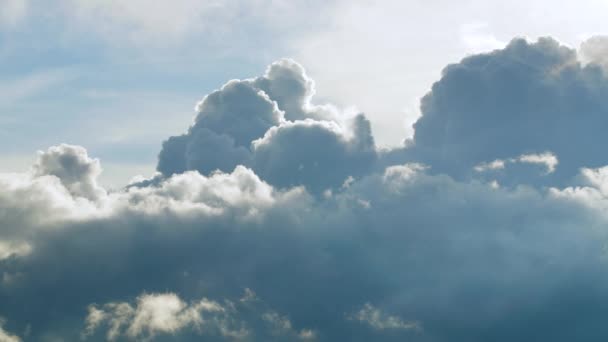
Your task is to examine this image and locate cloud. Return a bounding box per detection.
[157,59,376,195]
[0,242,31,261]
[83,290,317,341]
[2,145,608,340]
[5,39,608,341]
[348,303,420,331]
[0,321,20,342]
[518,152,559,174]
[579,35,608,69]
[251,117,376,194]
[474,152,558,175]
[290,0,608,146]
[407,37,608,187]
[32,144,106,202]
[83,293,231,341]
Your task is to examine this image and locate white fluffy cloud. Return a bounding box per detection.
[579,35,608,69]
[83,290,317,341]
[84,293,229,341]
[474,152,559,174]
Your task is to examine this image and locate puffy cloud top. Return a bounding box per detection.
[408,37,608,186]
[33,144,106,201]
[157,59,376,194]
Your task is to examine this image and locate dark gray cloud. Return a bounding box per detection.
[4,38,608,341]
[2,151,608,341]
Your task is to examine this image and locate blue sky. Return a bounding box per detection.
[4,0,608,187]
[5,2,608,341]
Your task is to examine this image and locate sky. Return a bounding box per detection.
[3,0,608,187]
[4,1,608,341]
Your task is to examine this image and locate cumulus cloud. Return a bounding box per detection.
[579,35,608,70]
[551,165,608,213]
[0,145,107,259]
[251,116,376,194]
[407,37,608,186]
[157,59,376,194]
[32,144,106,201]
[5,39,608,341]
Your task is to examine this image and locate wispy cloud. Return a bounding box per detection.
[0,68,76,109]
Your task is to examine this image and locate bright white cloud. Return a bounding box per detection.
[551,166,608,213]
[474,152,558,174]
[519,152,559,174]
[84,293,231,341]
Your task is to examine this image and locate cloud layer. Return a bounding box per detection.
[3,37,608,341]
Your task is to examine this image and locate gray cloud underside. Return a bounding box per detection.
[3,37,608,341]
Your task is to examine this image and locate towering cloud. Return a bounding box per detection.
[408,37,608,186]
[157,59,376,195]
[4,38,608,341]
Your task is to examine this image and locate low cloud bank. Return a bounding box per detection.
[3,37,608,341]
